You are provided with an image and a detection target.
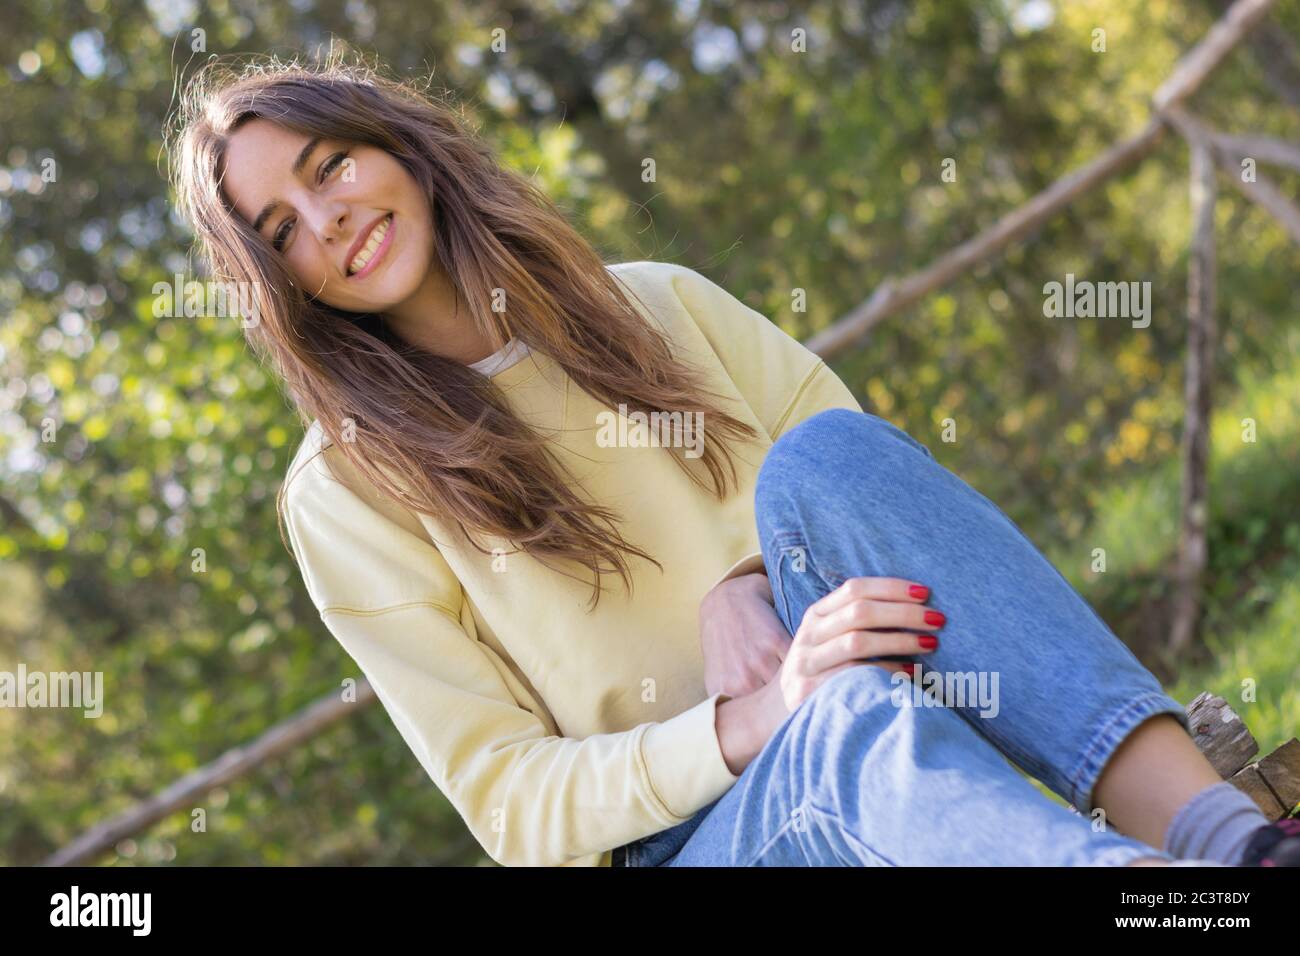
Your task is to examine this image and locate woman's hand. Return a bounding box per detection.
[770,576,942,717]
[698,572,791,699]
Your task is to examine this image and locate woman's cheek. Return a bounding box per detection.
[290,250,329,299]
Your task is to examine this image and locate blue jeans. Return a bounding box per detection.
[612,409,1192,867]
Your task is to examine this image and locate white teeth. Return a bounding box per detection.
[348,216,391,275]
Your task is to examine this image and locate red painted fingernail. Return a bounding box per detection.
[918,636,939,649]
[924,610,946,627]
[909,585,929,600]
[900,663,916,676]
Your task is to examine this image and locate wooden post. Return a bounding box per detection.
[1168,141,1218,661]
[1256,739,1300,814]
[1186,692,1259,776]
[1166,107,1300,244]
[1185,693,1300,817]
[1190,697,1258,780]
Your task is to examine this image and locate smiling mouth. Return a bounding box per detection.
[346,214,394,277]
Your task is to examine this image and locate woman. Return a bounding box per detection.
[167,56,1298,868]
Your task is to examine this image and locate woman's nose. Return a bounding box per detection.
[303,197,349,243]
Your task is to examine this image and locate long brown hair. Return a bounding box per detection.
[167,52,760,609]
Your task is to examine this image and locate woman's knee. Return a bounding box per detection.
[767,409,864,466]
[755,409,929,531]
[756,410,850,515]
[760,409,927,485]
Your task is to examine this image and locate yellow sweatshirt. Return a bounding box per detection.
[281,260,863,866]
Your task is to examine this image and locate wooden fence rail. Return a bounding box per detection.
[804,0,1277,362]
[42,682,377,867]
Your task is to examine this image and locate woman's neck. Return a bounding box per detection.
[382,259,499,365]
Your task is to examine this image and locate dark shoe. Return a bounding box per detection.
[1239,817,1300,866]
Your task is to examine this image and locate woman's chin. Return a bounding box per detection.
[364,274,429,313]
[311,263,428,316]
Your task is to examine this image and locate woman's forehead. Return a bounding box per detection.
[221,119,312,224]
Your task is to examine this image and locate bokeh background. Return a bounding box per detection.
[2,0,1298,865]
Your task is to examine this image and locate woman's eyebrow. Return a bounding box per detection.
[251,136,324,233]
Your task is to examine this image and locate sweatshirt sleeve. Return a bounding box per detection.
[657,261,863,441]
[281,450,740,867]
[640,262,866,592]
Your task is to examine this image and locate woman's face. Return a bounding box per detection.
[221,118,436,314]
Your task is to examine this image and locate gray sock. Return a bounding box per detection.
[1162,781,1270,864]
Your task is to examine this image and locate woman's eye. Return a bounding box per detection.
[318,151,349,183]
[272,218,294,252]
[268,151,347,252]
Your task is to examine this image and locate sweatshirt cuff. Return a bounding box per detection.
[706,550,767,594]
[639,691,742,821]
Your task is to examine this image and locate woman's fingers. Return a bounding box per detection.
[809,576,930,619]
[817,598,944,638]
[806,630,936,674]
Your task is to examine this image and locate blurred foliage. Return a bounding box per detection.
[1,0,1297,865]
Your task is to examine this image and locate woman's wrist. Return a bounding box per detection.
[714,679,788,777]
[717,570,771,607]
